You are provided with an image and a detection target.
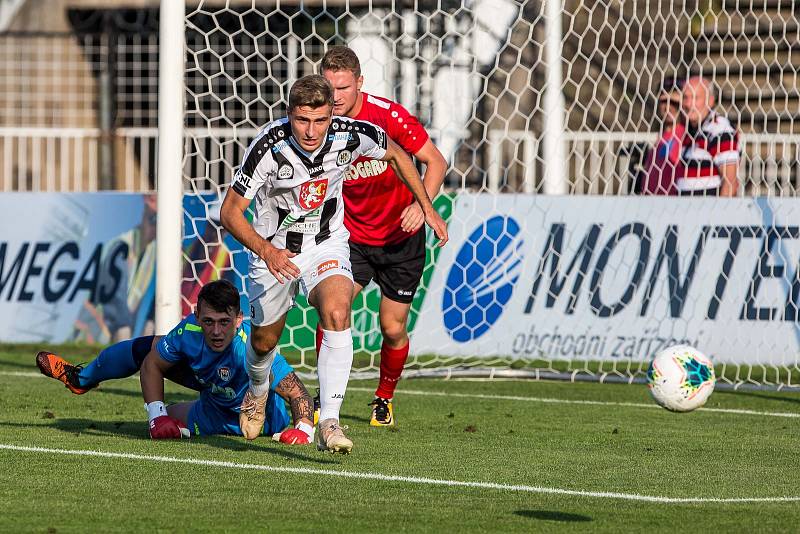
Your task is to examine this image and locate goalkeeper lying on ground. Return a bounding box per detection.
[36,279,315,445]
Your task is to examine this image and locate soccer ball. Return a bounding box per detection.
[646,344,715,412]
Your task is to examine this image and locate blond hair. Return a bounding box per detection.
[320,45,361,78]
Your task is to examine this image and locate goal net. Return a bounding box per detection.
[180,0,800,389]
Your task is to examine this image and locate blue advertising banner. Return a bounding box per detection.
[0,193,248,344]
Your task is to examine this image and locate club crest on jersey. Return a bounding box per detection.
[278,164,293,180]
[337,150,352,166]
[299,178,328,209]
[217,367,231,382]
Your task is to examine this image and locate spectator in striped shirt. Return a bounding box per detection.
[677,76,740,197]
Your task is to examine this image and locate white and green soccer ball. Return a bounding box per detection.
[646,344,715,412]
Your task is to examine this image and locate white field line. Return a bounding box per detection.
[348,387,800,419]
[6,372,800,419]
[0,443,798,504]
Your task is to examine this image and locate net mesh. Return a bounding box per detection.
[179,0,800,389]
[5,0,795,385]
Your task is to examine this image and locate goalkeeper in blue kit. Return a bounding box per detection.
[36,280,315,444]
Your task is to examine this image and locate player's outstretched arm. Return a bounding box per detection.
[140,351,188,439]
[381,139,449,247]
[399,139,448,234]
[220,189,300,283]
[273,372,315,445]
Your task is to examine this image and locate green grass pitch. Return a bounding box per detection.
[1,344,799,533]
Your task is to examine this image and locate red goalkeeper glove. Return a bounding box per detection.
[149,415,190,439]
[279,428,311,445]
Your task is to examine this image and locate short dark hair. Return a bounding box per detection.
[321,45,361,78]
[660,76,684,93]
[196,279,240,315]
[288,74,334,111]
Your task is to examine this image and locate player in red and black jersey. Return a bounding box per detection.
[320,46,448,426]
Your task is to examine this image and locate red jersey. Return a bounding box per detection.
[343,93,429,246]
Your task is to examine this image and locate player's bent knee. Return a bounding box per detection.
[319,306,351,331]
[380,322,409,345]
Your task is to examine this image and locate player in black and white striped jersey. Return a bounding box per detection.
[220,74,448,453]
[232,115,381,254]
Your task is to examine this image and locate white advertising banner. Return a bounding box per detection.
[412,193,800,365]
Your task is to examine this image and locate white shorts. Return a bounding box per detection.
[248,238,353,327]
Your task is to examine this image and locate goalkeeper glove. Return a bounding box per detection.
[276,421,313,445]
[146,401,190,439]
[149,416,190,439]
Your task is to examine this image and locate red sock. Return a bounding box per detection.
[375,342,409,399]
[315,322,323,356]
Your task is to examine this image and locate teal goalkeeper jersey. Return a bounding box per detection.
[156,315,291,412]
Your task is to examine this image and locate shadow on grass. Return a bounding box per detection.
[94,386,197,403]
[714,389,800,407]
[0,419,338,464]
[0,418,145,440]
[343,413,372,425]
[514,510,592,522]
[0,358,38,370]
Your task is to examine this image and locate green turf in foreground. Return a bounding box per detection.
[1,347,799,532]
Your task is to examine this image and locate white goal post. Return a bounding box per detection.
[157,0,800,390]
[155,0,185,334]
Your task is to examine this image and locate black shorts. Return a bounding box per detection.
[350,230,426,304]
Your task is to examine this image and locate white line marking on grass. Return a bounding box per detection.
[0,443,797,504]
[1,371,44,378]
[6,372,799,418]
[348,387,800,419]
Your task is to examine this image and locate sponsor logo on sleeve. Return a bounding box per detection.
[233,170,252,190]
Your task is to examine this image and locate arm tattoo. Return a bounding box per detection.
[275,372,314,425]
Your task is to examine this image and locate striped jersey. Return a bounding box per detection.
[231,116,388,260]
[677,111,740,193]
